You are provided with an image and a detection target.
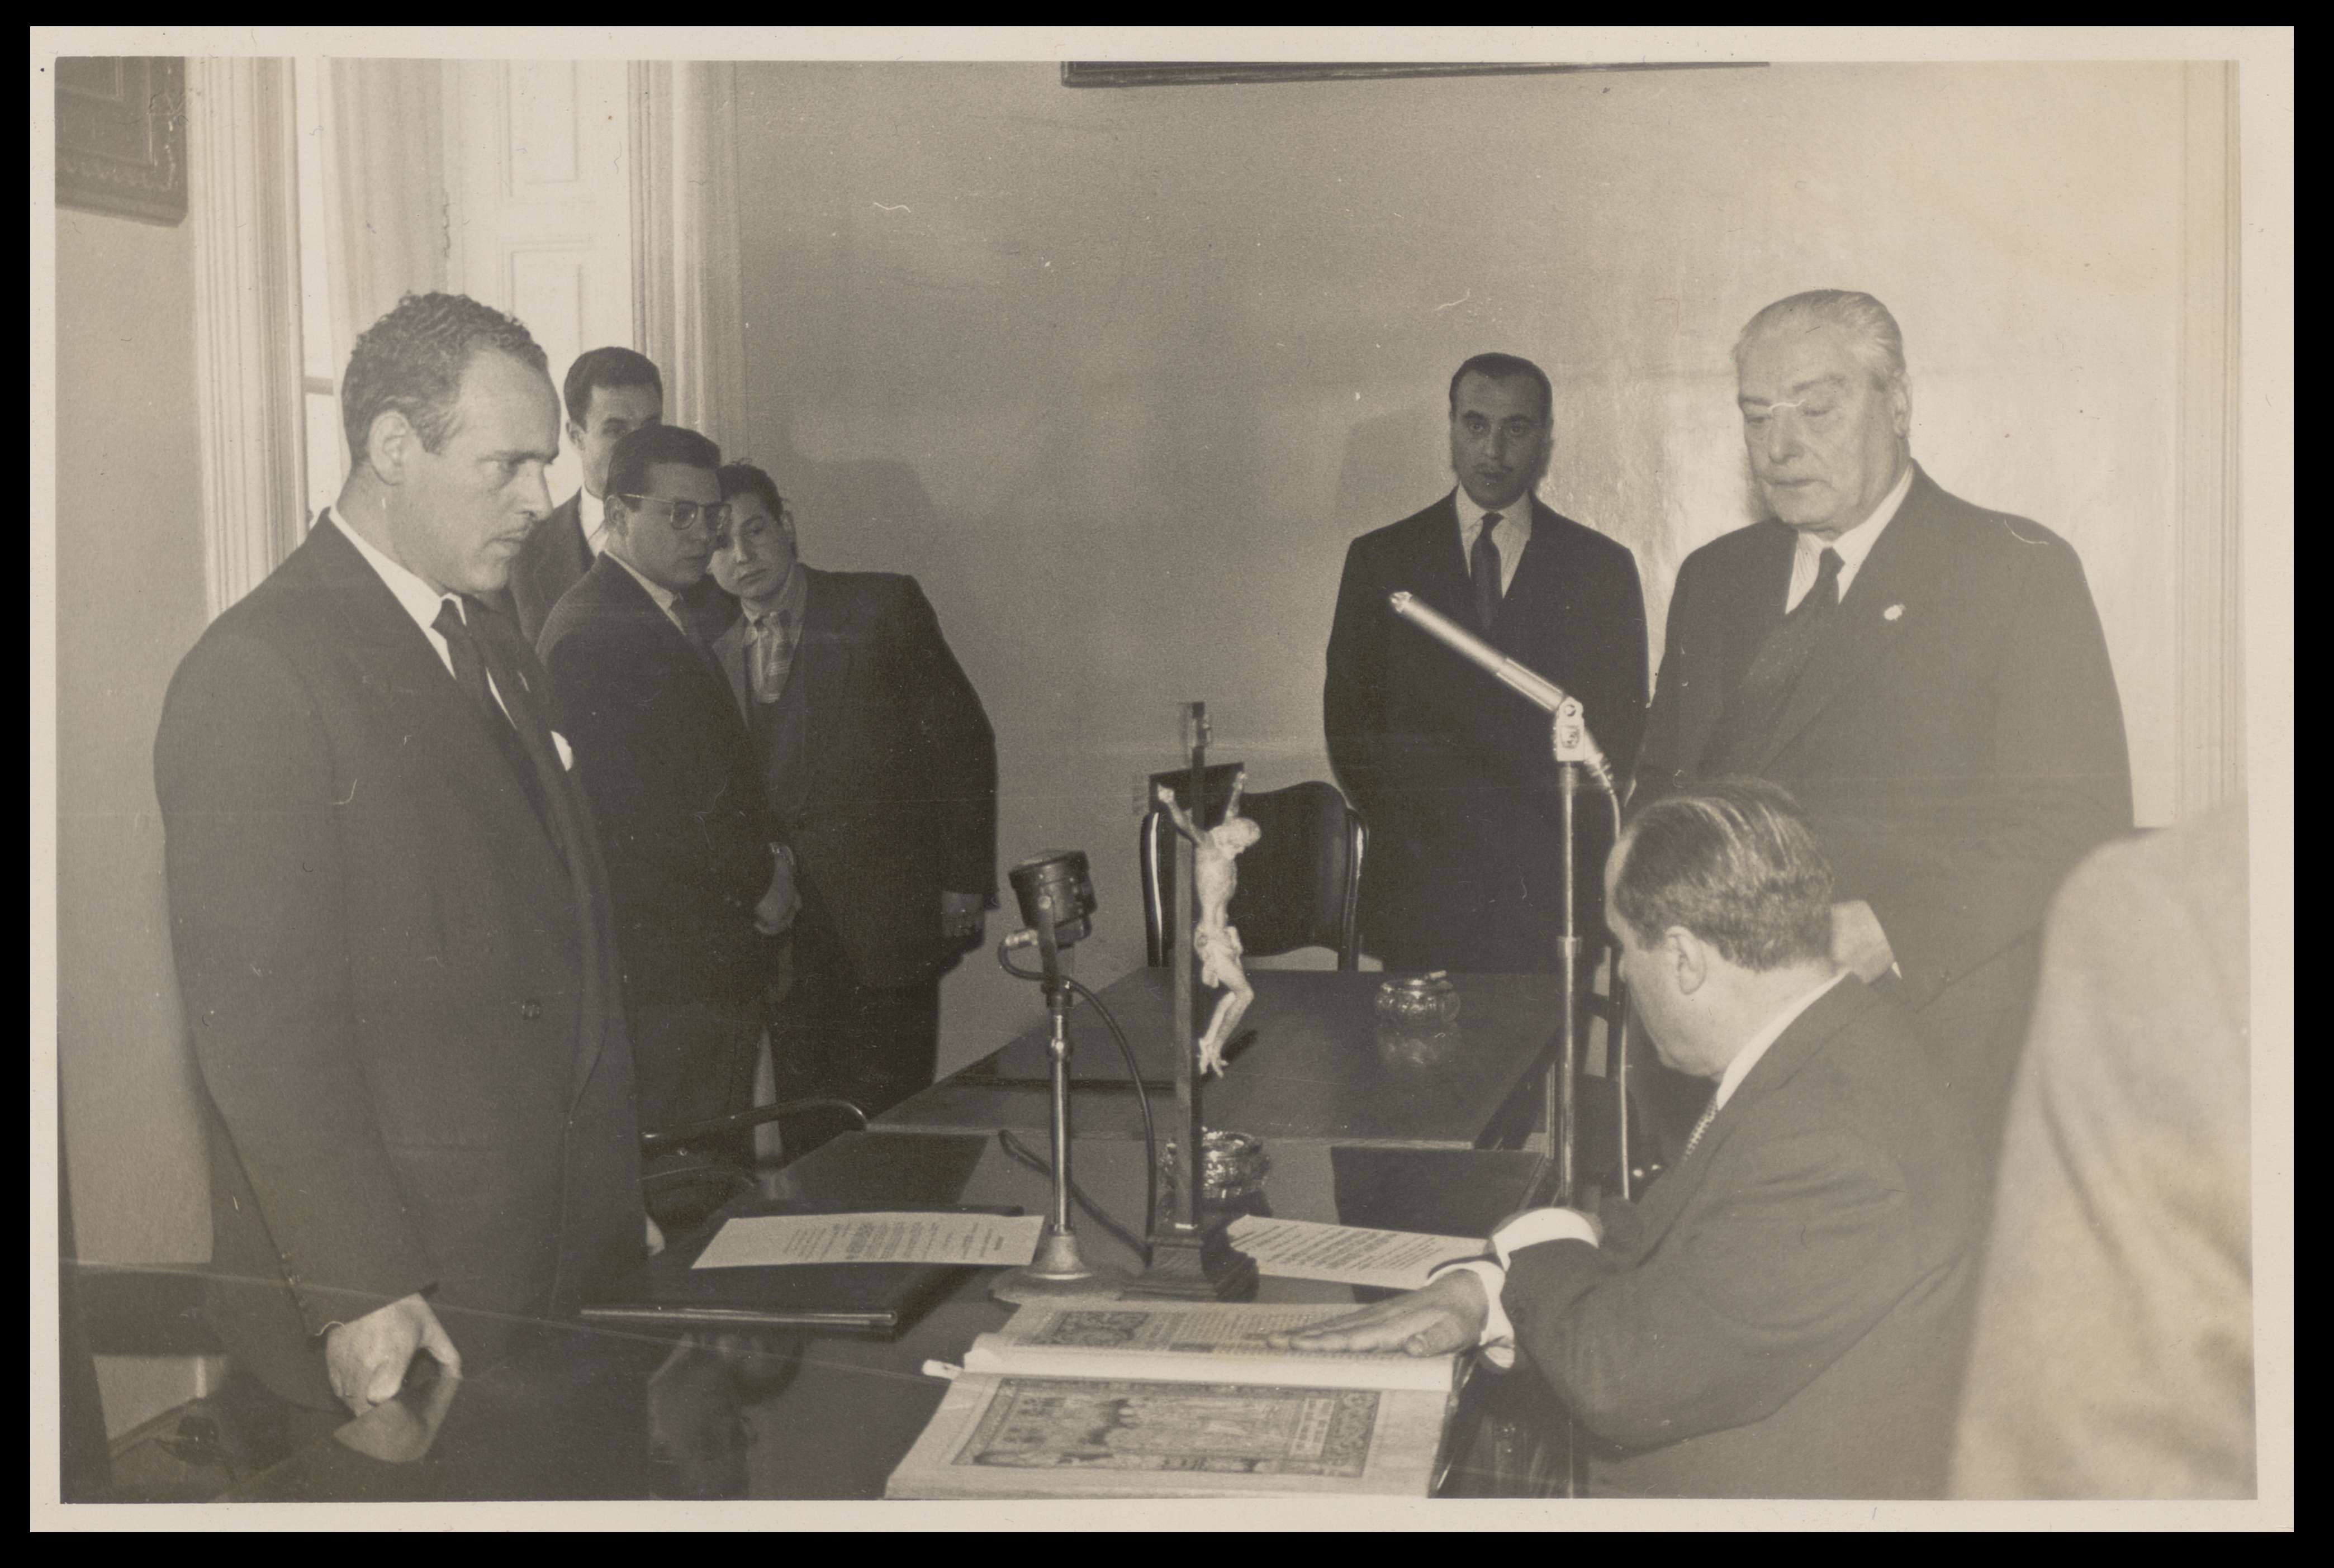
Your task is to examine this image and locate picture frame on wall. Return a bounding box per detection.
[55,56,187,226]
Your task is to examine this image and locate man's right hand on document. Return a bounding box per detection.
[324,1292,463,1416]
[1266,1268,1490,1358]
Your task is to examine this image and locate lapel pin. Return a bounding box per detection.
[1883,603,1905,622]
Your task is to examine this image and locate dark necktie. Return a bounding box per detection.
[1706,547,1845,769]
[433,598,554,836]
[1472,512,1504,633]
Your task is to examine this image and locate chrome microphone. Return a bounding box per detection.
[1387,590,1617,792]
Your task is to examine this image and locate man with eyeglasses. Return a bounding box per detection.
[539,426,790,1179]
[704,463,998,1144]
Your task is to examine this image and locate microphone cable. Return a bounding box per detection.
[995,946,1159,1246]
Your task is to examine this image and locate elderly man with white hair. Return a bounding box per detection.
[1633,289,2133,1156]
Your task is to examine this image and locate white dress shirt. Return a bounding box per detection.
[1442,970,1853,1366]
[1454,490,1533,597]
[326,508,513,723]
[1784,463,1911,611]
[607,550,694,638]
[578,488,609,557]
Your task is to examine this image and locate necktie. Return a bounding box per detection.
[749,610,793,705]
[1472,512,1504,633]
[1681,1097,1720,1161]
[433,598,553,834]
[1706,545,1844,768]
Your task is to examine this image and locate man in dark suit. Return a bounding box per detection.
[1634,290,2131,1149]
[538,426,786,1150]
[1325,353,1648,972]
[705,463,998,1129]
[153,293,647,1416]
[1279,781,1982,1498]
[490,346,663,645]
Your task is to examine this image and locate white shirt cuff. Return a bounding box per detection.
[1492,1206,1602,1263]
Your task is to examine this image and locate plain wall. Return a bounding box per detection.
[55,204,218,1434]
[734,61,2194,1072]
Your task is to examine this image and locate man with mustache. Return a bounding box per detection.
[154,292,647,1416]
[538,426,788,1179]
[1325,353,1648,971]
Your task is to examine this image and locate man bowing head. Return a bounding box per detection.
[155,293,647,1416]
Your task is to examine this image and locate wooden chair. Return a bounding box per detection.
[1140,777,1367,970]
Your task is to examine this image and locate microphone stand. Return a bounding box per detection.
[991,891,1130,1303]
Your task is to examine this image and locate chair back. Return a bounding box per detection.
[1141,779,1366,969]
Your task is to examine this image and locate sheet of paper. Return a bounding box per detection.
[691,1211,1045,1271]
[1226,1215,1485,1291]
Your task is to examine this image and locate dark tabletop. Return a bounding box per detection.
[227,1130,1549,1503]
[877,967,1561,1149]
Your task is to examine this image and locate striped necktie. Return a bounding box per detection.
[748,609,793,704]
[1681,1097,1720,1161]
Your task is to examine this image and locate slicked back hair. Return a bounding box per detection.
[1448,353,1553,422]
[1733,289,1908,395]
[340,292,548,462]
[604,424,722,505]
[1614,779,1835,972]
[717,462,784,521]
[561,345,663,428]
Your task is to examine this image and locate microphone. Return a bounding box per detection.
[1387,591,1617,792]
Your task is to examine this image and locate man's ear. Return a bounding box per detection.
[1665,926,1707,996]
[364,408,419,485]
[1888,377,1912,440]
[566,417,586,451]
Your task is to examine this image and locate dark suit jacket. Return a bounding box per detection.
[538,555,774,1012]
[153,519,645,1411]
[1635,465,2131,1127]
[709,568,998,991]
[1324,492,1647,966]
[489,492,590,648]
[1505,978,1982,1498]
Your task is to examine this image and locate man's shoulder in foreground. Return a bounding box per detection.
[537,552,655,657]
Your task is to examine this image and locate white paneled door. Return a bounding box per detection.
[445,60,634,506]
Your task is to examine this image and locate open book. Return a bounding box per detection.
[885,1300,1463,1499]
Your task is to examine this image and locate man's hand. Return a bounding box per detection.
[942,891,985,946]
[1830,899,1896,983]
[1265,1269,1490,1358]
[323,1293,462,1416]
[755,850,800,937]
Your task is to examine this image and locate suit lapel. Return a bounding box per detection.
[710,615,752,722]
[1739,470,1936,775]
[1398,495,1479,634]
[1618,978,1876,1259]
[309,525,570,890]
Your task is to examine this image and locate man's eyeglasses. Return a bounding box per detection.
[612,493,732,535]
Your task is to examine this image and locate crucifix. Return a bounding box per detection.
[1127,700,1259,1300]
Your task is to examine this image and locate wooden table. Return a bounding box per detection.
[225,1130,1550,1503]
[877,967,1563,1151]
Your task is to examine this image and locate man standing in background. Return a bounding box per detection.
[1325,353,1648,972]
[492,345,663,645]
[539,426,785,1164]
[1634,289,2131,1153]
[154,293,646,1415]
[707,462,998,1138]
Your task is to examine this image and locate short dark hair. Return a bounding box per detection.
[1613,779,1834,971]
[1448,353,1553,421]
[562,346,663,427]
[340,292,548,462]
[604,425,722,502]
[717,462,785,521]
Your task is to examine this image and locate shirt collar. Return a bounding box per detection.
[327,506,462,642]
[747,563,808,629]
[578,488,606,554]
[1800,461,1911,580]
[1454,488,1535,548]
[1711,970,1850,1113]
[606,550,686,628]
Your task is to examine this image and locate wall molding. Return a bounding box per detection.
[2175,60,2245,819]
[628,61,747,453]
[189,58,307,621]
